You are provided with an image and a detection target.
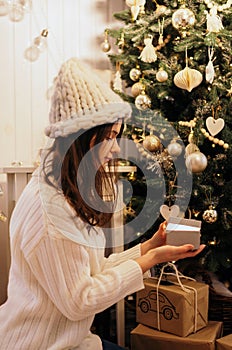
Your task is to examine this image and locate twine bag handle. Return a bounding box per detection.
[156,262,198,333]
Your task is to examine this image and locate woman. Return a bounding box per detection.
[0,58,205,350]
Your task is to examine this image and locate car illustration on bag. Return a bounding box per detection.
[138,289,179,320]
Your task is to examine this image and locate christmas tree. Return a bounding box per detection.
[103,0,232,288]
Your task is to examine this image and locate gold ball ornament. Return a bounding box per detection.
[172,8,195,30]
[143,134,161,152]
[202,205,218,224]
[101,40,111,53]
[185,143,199,157]
[185,151,208,173]
[155,4,167,16]
[156,69,168,82]
[135,91,151,110]
[131,82,145,97]
[129,67,142,82]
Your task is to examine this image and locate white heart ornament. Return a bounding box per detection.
[206,117,225,136]
[160,205,180,221]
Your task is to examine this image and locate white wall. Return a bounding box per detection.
[0,0,125,168]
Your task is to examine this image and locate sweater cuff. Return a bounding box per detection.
[116,243,142,261]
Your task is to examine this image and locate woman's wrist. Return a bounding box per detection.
[140,238,153,256]
[136,251,156,273]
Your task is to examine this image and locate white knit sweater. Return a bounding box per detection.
[0,170,145,350]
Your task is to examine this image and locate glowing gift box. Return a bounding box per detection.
[166,216,202,250]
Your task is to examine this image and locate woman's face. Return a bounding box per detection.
[91,121,122,166]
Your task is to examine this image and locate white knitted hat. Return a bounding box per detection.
[45,57,132,138]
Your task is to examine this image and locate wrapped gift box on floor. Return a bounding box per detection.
[216,334,232,350]
[136,277,209,337]
[131,321,223,350]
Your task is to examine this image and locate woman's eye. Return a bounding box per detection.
[106,137,114,142]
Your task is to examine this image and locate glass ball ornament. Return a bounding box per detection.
[135,91,151,110]
[34,30,48,52]
[129,67,141,82]
[101,40,111,53]
[172,7,195,30]
[8,3,24,22]
[143,134,161,152]
[24,45,40,62]
[0,0,9,16]
[167,141,182,157]
[185,151,207,173]
[156,69,168,82]
[18,0,32,12]
[131,82,145,97]
[202,205,218,224]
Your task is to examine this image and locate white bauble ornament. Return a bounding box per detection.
[143,134,161,152]
[24,45,40,62]
[0,0,9,16]
[185,151,208,173]
[156,69,168,82]
[135,91,151,110]
[129,67,141,81]
[202,205,218,223]
[172,7,195,30]
[8,3,24,22]
[167,141,182,157]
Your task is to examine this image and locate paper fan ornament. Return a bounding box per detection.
[174,48,202,92]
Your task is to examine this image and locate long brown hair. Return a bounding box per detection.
[43,122,123,227]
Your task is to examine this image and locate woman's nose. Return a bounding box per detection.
[111,138,121,154]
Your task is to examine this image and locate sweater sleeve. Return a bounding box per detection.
[102,244,141,268]
[25,234,144,322]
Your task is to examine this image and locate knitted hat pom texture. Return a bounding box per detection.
[45,58,132,138]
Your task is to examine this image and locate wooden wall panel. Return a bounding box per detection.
[0,0,125,167]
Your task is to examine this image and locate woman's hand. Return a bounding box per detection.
[140,221,167,256]
[136,243,206,273]
[149,221,167,248]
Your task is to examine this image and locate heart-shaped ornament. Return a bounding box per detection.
[206,117,225,136]
[160,204,180,221]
